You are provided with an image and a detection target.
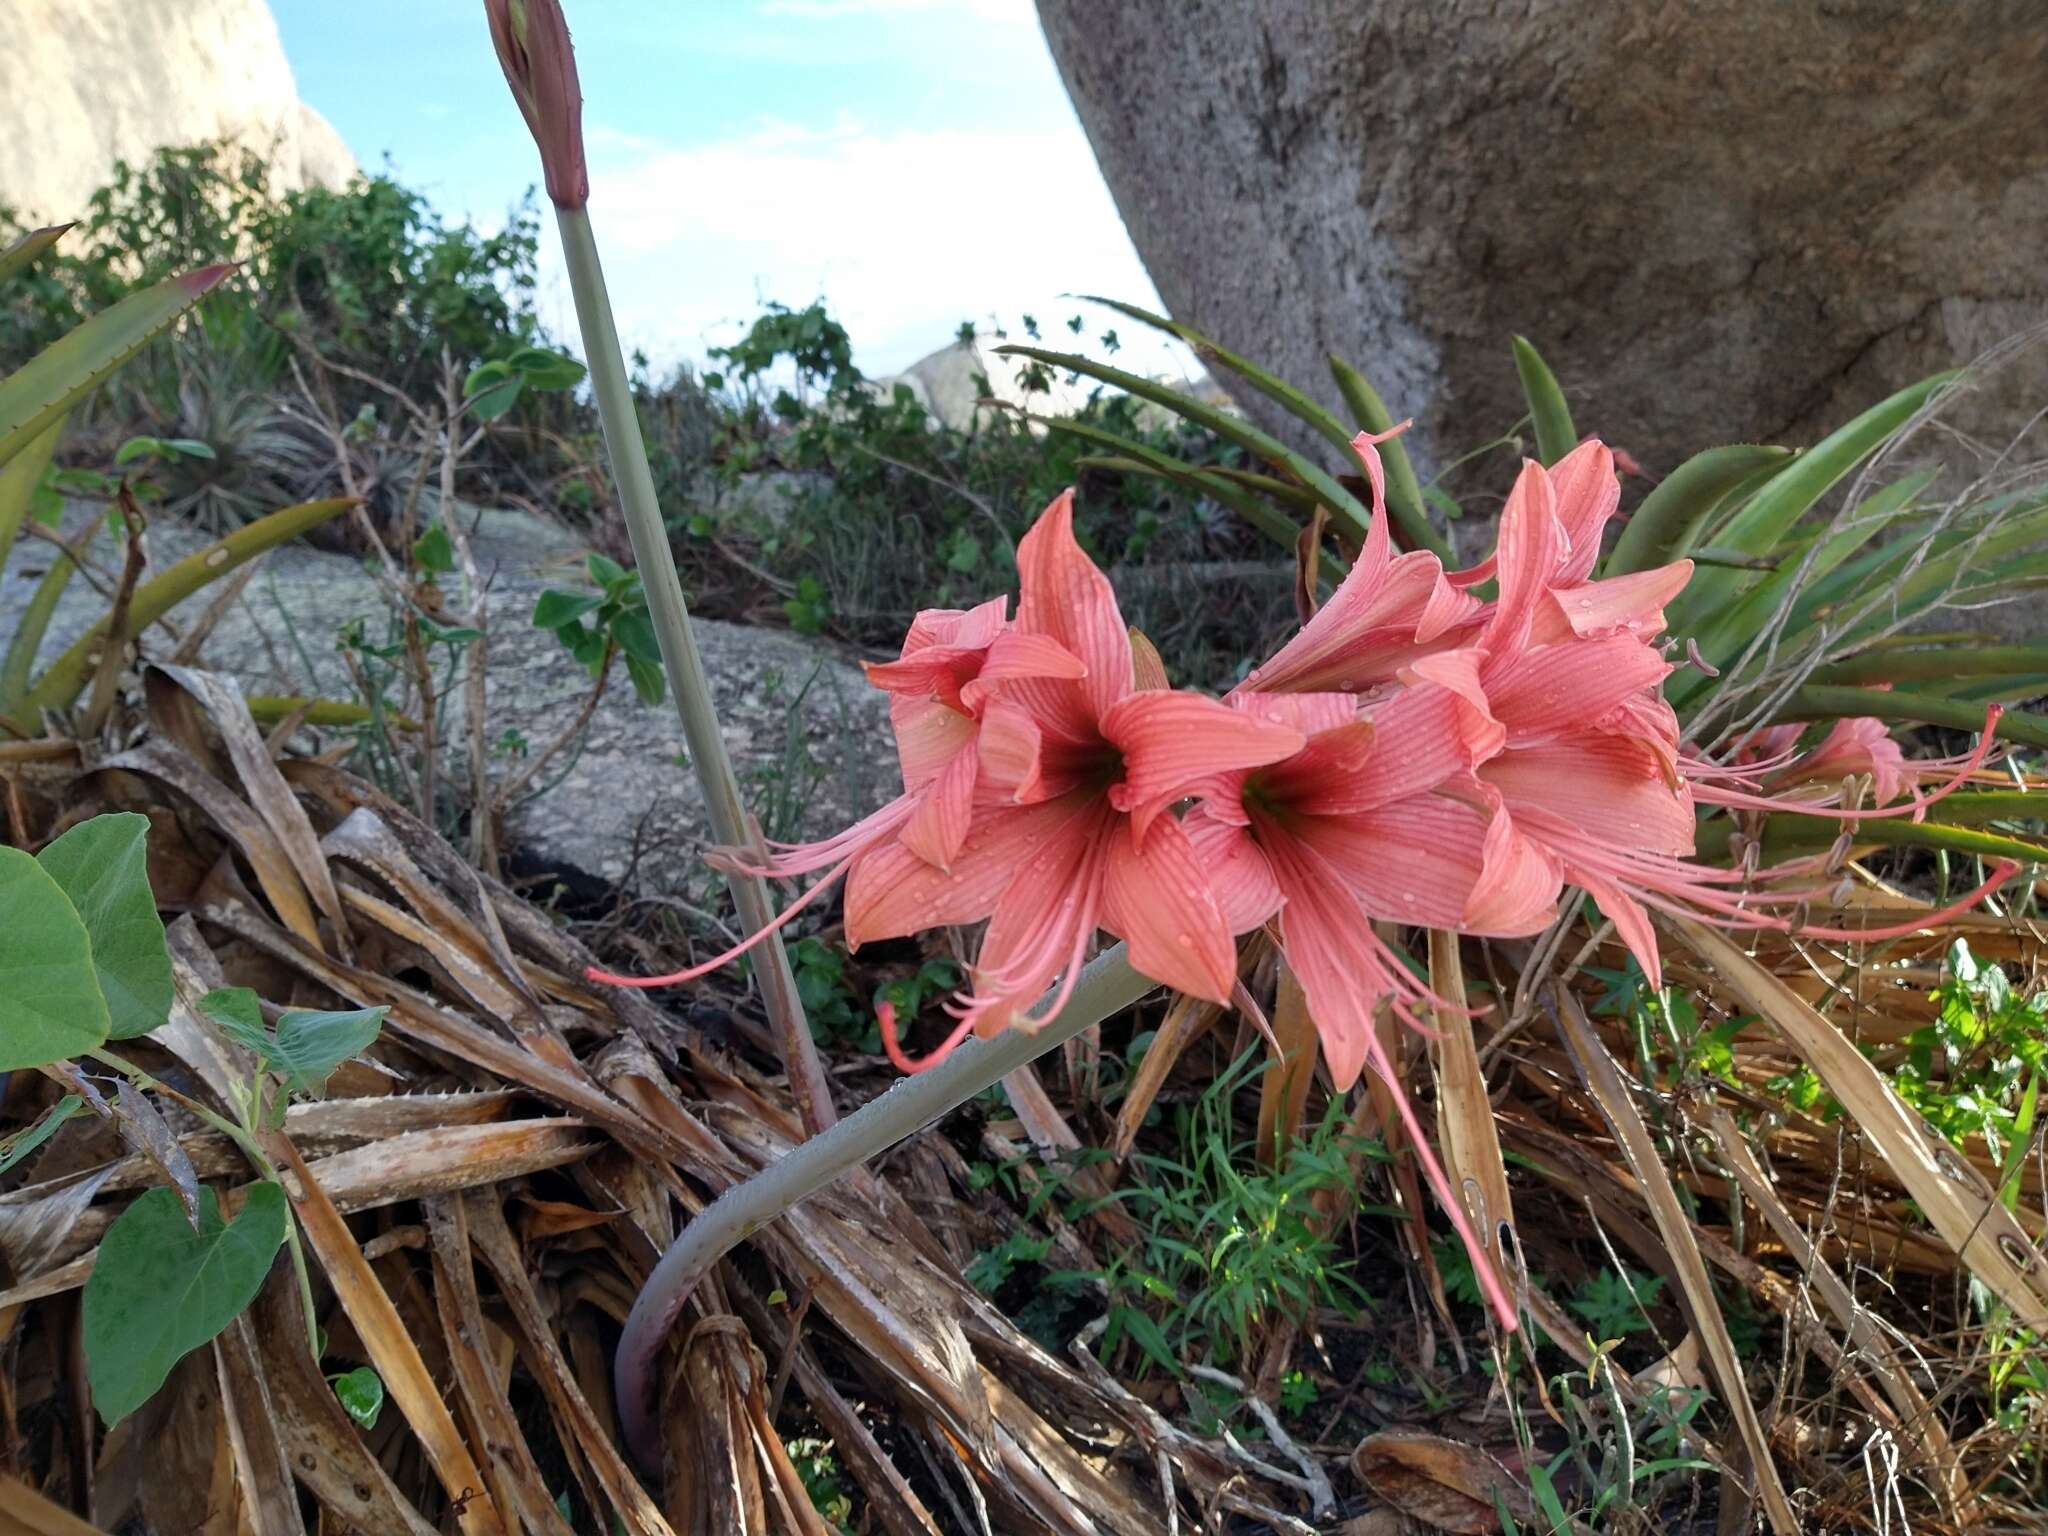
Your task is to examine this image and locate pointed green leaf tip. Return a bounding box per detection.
[83,1183,288,1425]
[1511,335,1577,467]
[35,813,172,1040]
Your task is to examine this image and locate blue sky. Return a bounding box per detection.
[271,0,1173,379]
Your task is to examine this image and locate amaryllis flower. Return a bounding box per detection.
[1724,715,1932,810]
[591,493,1304,1064]
[847,494,1305,1059]
[1404,453,2009,987]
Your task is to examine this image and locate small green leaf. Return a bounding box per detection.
[331,1365,385,1429]
[198,986,270,1058]
[467,378,524,421]
[585,553,628,589]
[610,609,663,666]
[268,1007,387,1096]
[161,438,215,460]
[508,347,586,391]
[0,1094,84,1175]
[0,846,111,1069]
[624,654,666,706]
[532,589,603,630]
[35,813,172,1040]
[113,436,163,466]
[84,1182,287,1425]
[411,523,455,575]
[1511,335,1576,467]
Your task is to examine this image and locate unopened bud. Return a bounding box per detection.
[485,0,588,210]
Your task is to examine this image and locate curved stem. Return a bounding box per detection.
[614,943,1153,1473]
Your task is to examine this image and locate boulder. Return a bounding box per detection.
[0,506,897,897]
[1035,1,2048,476]
[0,0,357,226]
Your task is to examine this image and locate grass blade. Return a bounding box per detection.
[0,520,96,716]
[1604,446,1792,576]
[1511,336,1576,467]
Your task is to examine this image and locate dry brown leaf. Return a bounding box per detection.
[148,667,352,959]
[208,1315,309,1536]
[0,1475,115,1536]
[1675,917,2048,1329]
[263,1132,505,1536]
[462,1191,679,1536]
[1425,930,1517,1304]
[1352,1430,1531,1534]
[1551,986,1799,1536]
[1255,961,1318,1164]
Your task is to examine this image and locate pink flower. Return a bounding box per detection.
[590,493,1304,1064]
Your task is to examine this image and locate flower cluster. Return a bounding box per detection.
[591,426,2007,1331]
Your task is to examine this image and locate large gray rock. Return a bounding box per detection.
[1035,1,2048,477]
[0,0,357,225]
[1,508,896,896]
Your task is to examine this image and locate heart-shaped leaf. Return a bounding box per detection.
[35,813,172,1041]
[197,986,269,1057]
[0,846,111,1069]
[83,1182,287,1425]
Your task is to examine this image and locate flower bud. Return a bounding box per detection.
[485,0,588,210]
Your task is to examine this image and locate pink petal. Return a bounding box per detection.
[1551,560,1693,639]
[1459,796,1564,936]
[890,695,974,792]
[1298,792,1489,928]
[1484,635,1673,746]
[965,798,1115,1032]
[845,791,1094,945]
[1012,490,1134,727]
[1482,737,1697,859]
[974,697,1050,802]
[958,628,1088,713]
[1230,690,1361,736]
[1404,649,1507,766]
[1102,690,1305,842]
[1572,869,1664,987]
[1546,439,1620,585]
[1235,550,1448,695]
[1283,685,1471,815]
[1485,460,1563,657]
[1183,808,1284,932]
[898,739,978,869]
[1100,814,1238,1003]
[1130,627,1170,691]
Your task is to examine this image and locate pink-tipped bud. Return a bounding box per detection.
[485,0,588,210]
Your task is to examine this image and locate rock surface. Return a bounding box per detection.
[1,508,897,896]
[1035,0,2048,476]
[0,0,357,225]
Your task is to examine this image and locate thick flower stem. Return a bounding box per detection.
[553,205,835,1138]
[614,942,1154,1473]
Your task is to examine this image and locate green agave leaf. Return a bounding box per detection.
[1758,813,2048,867]
[1774,684,2048,752]
[34,813,171,1041]
[1673,470,1937,706]
[22,496,354,716]
[1811,644,2048,689]
[83,1182,287,1425]
[1905,792,2046,828]
[0,265,234,472]
[1031,411,1308,555]
[0,515,95,716]
[1667,373,1952,636]
[994,343,1381,545]
[1786,494,2048,632]
[0,1094,84,1175]
[1604,445,1794,576]
[1077,295,1358,453]
[1511,336,1576,467]
[0,846,111,1069]
[0,224,72,285]
[1327,353,1442,544]
[0,410,68,575]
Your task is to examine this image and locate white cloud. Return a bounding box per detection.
[540,114,1188,382]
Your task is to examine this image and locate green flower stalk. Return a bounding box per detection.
[484,0,835,1136]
